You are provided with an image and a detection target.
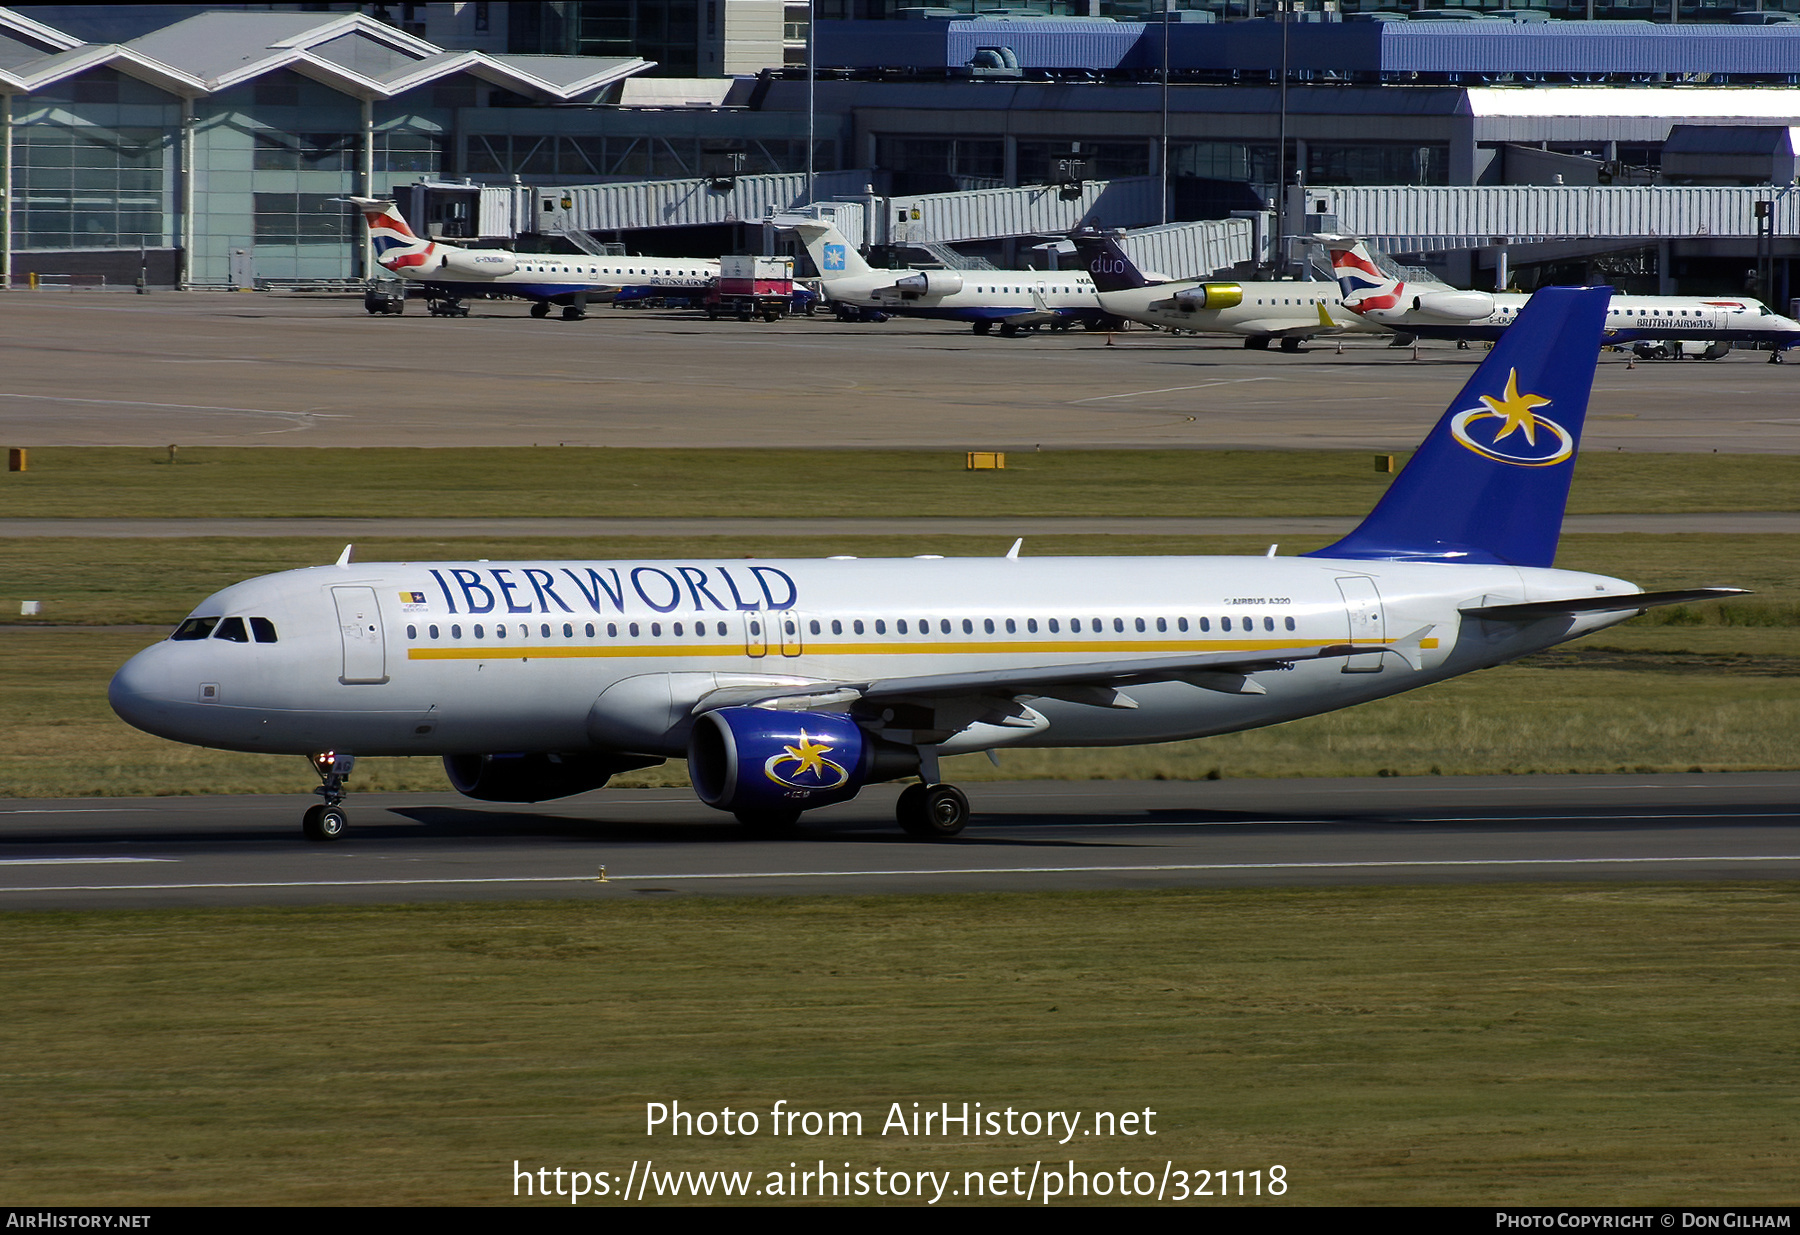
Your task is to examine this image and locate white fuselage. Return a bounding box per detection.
[1098,281,1388,339]
[824,269,1101,321]
[1356,285,1800,347]
[110,553,1641,763]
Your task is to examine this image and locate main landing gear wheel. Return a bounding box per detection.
[1279,337,1302,353]
[972,321,993,335]
[561,305,587,321]
[1245,336,1271,350]
[735,808,800,836]
[897,783,969,838]
[529,302,550,319]
[302,804,348,843]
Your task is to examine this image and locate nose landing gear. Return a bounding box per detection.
[302,752,354,842]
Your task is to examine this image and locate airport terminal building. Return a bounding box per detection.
[3,4,1799,298]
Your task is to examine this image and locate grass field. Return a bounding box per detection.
[1,446,1797,520]
[0,887,1792,1206]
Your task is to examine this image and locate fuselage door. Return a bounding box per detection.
[744,612,768,659]
[777,611,803,657]
[1336,576,1387,674]
[332,586,389,684]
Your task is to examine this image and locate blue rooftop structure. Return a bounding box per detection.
[817,17,1800,81]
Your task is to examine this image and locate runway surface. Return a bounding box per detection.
[2,773,1795,910]
[2,293,1798,452]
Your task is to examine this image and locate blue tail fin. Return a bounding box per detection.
[1068,229,1155,292]
[1305,285,1612,569]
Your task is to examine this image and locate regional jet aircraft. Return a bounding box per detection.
[1070,230,1386,351]
[782,218,1112,335]
[351,197,718,320]
[109,286,1740,842]
[1326,235,1800,359]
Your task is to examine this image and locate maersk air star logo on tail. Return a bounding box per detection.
[764,731,850,793]
[1450,368,1574,468]
[823,244,846,271]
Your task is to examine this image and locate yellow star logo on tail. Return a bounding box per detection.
[1478,369,1552,446]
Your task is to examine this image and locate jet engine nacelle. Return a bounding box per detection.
[1411,290,1494,321]
[891,271,964,299]
[436,247,519,279]
[687,707,918,816]
[1171,282,1244,311]
[443,751,659,802]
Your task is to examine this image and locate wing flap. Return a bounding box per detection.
[691,642,1370,716]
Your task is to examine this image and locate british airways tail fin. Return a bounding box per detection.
[1323,235,1406,311]
[348,196,436,271]
[1068,229,1156,292]
[1304,285,1612,569]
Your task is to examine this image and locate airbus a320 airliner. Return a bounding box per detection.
[109,286,1739,841]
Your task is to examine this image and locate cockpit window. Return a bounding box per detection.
[250,617,278,643]
[171,617,219,641]
[213,617,250,643]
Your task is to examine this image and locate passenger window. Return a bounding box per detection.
[1222,617,1232,632]
[1156,617,1167,632]
[607,623,618,638]
[1071,618,1082,633]
[810,619,822,636]
[250,617,279,643]
[451,624,462,639]
[897,619,908,634]
[427,624,439,640]
[831,620,843,635]
[563,623,573,638]
[940,619,952,634]
[1005,618,1015,634]
[1135,618,1146,633]
[1114,618,1126,633]
[172,616,219,641]
[541,624,552,638]
[651,623,662,637]
[213,617,250,643]
[963,619,974,635]
[853,619,864,635]
[405,624,417,641]
[673,622,683,637]
[1048,618,1058,633]
[495,624,506,639]
[1264,617,1275,632]
[474,624,485,639]
[1178,617,1188,632]
[875,620,886,635]
[1285,616,1296,631]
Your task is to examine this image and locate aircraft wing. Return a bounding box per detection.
[693,641,1378,716]
[1246,304,1349,338]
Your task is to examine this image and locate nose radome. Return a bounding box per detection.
[109,644,182,738]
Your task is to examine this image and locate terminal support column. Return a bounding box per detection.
[360,97,374,279]
[179,95,193,291]
[2,90,11,293]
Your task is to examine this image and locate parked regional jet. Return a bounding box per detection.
[782,218,1111,335]
[109,286,1741,842]
[1071,230,1385,351]
[351,197,718,320]
[1326,235,1800,359]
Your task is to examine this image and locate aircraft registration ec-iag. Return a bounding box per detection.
[109,287,1741,842]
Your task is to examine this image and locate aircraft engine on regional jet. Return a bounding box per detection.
[1411,290,1495,321]
[436,247,519,279]
[1170,282,1244,311]
[687,707,919,816]
[891,270,965,298]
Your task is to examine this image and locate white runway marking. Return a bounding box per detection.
[1068,378,1278,404]
[0,857,176,866]
[3,852,1795,893]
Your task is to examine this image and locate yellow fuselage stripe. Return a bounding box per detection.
[406,636,1406,662]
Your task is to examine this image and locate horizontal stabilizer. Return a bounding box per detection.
[1462,587,1750,622]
